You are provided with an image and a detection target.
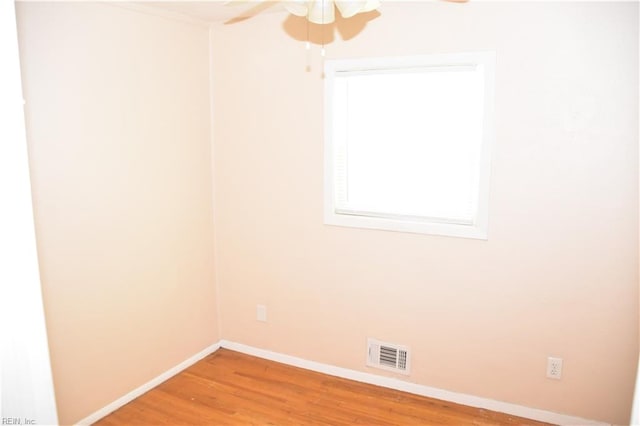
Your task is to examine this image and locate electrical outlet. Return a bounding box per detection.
[546,357,563,379]
[256,304,267,322]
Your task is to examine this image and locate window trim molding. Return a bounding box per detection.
[323,51,496,240]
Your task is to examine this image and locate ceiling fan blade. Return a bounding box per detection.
[223,0,267,4]
[282,0,309,17]
[361,0,381,13]
[335,0,366,18]
[224,0,280,24]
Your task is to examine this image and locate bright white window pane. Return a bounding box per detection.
[334,68,484,223]
[325,52,495,239]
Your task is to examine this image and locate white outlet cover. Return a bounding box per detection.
[256,304,267,322]
[546,357,563,379]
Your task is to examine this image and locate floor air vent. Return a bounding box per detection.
[367,338,410,375]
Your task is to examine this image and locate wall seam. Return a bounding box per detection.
[208,23,223,341]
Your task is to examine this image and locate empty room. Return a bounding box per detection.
[1,0,639,425]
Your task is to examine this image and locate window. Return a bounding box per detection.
[324,52,495,239]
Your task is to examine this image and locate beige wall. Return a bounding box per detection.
[211,2,638,424]
[14,1,639,424]
[16,3,218,424]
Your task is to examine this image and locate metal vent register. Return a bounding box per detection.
[367,338,410,375]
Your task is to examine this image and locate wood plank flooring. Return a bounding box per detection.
[95,349,552,425]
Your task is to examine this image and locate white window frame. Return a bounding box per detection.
[324,52,495,240]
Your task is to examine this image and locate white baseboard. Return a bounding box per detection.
[75,341,220,425]
[75,339,608,426]
[219,340,608,426]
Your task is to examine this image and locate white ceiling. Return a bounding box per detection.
[142,1,285,23]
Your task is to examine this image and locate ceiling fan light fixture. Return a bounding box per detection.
[307,1,336,24]
[283,0,380,24]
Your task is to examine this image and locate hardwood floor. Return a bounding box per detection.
[95,349,552,425]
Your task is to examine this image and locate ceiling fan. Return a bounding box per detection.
[225,0,468,25]
[282,0,381,24]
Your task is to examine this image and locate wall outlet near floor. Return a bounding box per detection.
[546,357,563,379]
[256,304,267,322]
